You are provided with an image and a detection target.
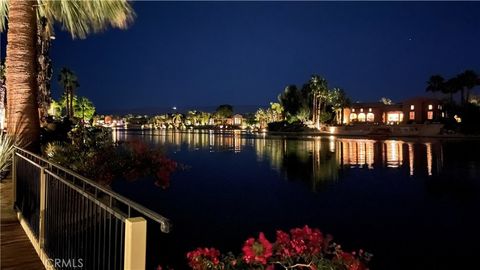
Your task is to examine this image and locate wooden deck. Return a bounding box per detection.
[1,176,44,270]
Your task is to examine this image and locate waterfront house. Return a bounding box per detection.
[340,97,444,125]
[221,114,244,126]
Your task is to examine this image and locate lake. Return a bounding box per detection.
[112,130,480,270]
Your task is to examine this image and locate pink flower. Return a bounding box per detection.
[186,247,221,270]
[274,226,324,259]
[338,252,367,270]
[242,232,273,265]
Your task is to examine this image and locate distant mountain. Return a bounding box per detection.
[98,104,264,115]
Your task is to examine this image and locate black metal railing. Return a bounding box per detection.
[14,153,42,237]
[13,146,171,270]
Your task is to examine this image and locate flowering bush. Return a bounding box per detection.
[186,248,222,270]
[185,226,371,270]
[44,126,177,187]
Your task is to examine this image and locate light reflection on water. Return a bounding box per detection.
[113,129,443,189]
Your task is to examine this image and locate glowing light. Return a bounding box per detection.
[454,115,462,123]
[408,143,414,176]
[358,113,366,122]
[426,143,432,176]
[385,140,403,168]
[366,112,374,122]
[329,137,335,152]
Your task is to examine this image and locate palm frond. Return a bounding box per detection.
[38,0,135,39]
[0,0,8,32]
[0,133,14,174]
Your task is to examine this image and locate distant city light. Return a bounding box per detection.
[172,106,177,110]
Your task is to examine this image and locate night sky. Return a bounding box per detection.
[1,2,480,113]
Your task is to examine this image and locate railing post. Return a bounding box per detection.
[11,148,16,207]
[39,167,47,248]
[124,217,147,270]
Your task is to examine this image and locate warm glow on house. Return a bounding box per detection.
[358,113,366,122]
[386,112,403,124]
[342,97,443,125]
[350,113,357,121]
[366,112,374,122]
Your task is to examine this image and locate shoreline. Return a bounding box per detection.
[113,127,480,140]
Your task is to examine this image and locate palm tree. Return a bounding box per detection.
[426,75,445,95]
[74,96,95,123]
[0,0,134,149]
[308,75,328,127]
[456,70,478,104]
[172,113,183,128]
[37,16,53,127]
[58,68,79,119]
[444,77,462,104]
[331,88,350,125]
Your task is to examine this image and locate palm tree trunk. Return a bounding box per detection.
[316,99,322,127]
[65,91,70,117]
[461,88,465,105]
[6,0,40,150]
[70,90,74,118]
[69,91,72,118]
[312,93,316,123]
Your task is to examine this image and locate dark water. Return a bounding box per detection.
[112,130,480,270]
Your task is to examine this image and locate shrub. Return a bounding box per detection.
[184,225,372,270]
[44,125,177,187]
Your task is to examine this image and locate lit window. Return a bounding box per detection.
[350,113,357,121]
[387,113,399,122]
[428,104,433,110]
[360,108,364,112]
[367,113,375,122]
[368,108,372,112]
[409,111,415,120]
[410,105,414,110]
[358,113,366,122]
[438,105,442,110]
[427,111,433,120]
[352,108,355,112]
[442,112,445,118]
[387,112,402,123]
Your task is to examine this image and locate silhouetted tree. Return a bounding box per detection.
[215,104,234,118]
[457,70,478,104]
[58,68,79,119]
[278,85,303,117]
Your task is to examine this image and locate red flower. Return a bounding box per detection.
[186,247,221,270]
[274,226,324,259]
[338,252,367,270]
[242,232,273,265]
[290,225,323,256]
